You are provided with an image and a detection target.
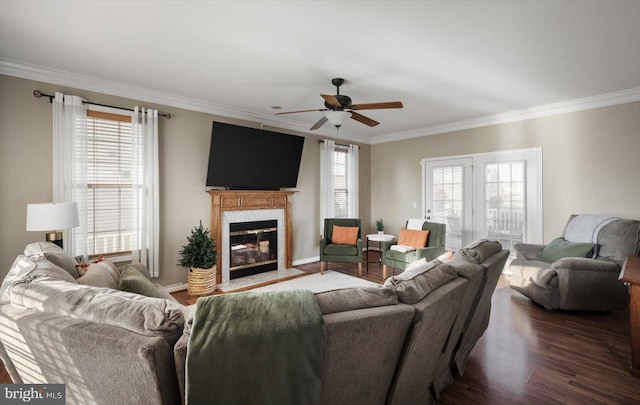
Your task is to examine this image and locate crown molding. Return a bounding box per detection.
[3,59,637,147]
[0,59,370,144]
[370,87,640,144]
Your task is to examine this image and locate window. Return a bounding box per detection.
[320,140,358,226]
[85,110,133,256]
[430,163,467,250]
[333,148,348,217]
[485,161,525,252]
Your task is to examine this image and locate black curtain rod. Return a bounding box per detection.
[318,139,360,149]
[33,90,172,119]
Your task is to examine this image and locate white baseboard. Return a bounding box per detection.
[163,283,188,293]
[293,256,319,266]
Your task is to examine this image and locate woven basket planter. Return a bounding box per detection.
[187,266,216,297]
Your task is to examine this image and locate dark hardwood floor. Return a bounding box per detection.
[2,251,638,404]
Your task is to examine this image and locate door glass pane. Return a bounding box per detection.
[431,165,464,250]
[485,161,525,252]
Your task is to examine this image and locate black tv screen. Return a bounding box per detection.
[206,122,305,190]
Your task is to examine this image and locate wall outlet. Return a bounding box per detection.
[412,201,417,208]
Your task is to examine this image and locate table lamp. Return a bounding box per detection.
[26,202,79,248]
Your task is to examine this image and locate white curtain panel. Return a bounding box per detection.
[52,92,88,258]
[131,107,160,277]
[347,144,359,218]
[319,139,336,235]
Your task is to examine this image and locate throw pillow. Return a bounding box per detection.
[331,225,359,245]
[539,237,594,263]
[397,228,430,249]
[77,260,120,289]
[118,265,164,298]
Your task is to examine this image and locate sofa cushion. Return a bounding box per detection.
[397,228,429,249]
[324,243,359,256]
[383,259,457,304]
[9,279,184,343]
[118,265,164,298]
[539,237,594,263]
[331,225,359,245]
[77,261,120,289]
[314,287,398,315]
[454,239,502,264]
[24,241,79,278]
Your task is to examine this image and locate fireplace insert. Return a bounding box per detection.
[229,220,278,279]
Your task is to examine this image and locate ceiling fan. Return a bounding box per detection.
[275,78,403,130]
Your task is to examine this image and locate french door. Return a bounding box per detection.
[423,148,542,253]
[423,158,473,251]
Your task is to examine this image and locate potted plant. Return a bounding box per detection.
[376,219,384,235]
[178,220,217,297]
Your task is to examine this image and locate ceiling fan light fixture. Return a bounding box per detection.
[325,110,351,127]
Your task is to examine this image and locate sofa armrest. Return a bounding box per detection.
[528,268,558,289]
[320,238,328,250]
[514,243,546,260]
[551,257,620,273]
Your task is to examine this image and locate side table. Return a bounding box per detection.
[366,233,396,272]
[620,255,640,377]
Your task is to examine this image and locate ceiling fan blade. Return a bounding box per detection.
[350,111,380,127]
[310,116,328,130]
[350,101,403,110]
[275,108,327,115]
[321,94,342,108]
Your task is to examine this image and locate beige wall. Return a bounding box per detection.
[371,102,640,242]
[0,74,371,285]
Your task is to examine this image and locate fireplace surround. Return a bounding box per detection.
[208,190,295,284]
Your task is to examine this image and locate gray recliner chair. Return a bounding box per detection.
[509,214,639,311]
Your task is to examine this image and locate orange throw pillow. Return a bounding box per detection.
[331,225,359,245]
[397,228,430,249]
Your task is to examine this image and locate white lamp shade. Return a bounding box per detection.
[26,202,79,231]
[325,111,352,127]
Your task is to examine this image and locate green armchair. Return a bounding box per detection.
[319,218,363,276]
[381,220,446,279]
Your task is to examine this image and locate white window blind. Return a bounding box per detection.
[86,110,133,255]
[333,148,348,217]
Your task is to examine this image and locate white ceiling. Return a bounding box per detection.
[1,1,639,144]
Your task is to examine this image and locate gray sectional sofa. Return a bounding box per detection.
[0,240,509,405]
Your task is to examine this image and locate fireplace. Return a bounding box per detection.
[208,190,295,284]
[229,220,278,279]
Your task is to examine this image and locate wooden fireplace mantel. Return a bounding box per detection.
[207,190,296,284]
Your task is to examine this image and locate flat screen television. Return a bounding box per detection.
[206,121,305,190]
